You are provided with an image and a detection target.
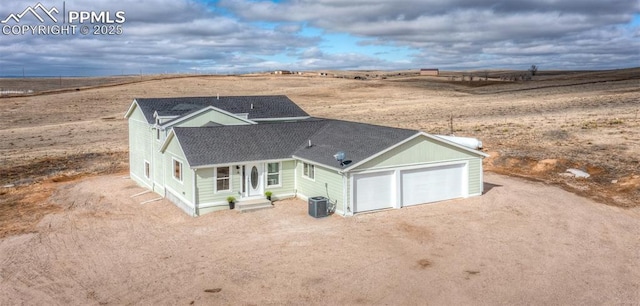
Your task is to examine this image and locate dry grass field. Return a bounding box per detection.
[0,69,639,303]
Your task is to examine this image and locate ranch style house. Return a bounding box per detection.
[124,95,487,216]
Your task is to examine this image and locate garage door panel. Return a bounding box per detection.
[402,163,465,206]
[354,171,394,212]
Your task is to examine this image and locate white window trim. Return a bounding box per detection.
[266,162,282,188]
[172,157,183,183]
[144,160,150,179]
[215,166,232,193]
[302,162,315,181]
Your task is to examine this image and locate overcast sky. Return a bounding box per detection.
[1,0,639,76]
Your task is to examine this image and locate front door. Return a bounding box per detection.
[245,163,264,198]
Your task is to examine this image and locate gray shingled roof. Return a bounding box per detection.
[293,120,417,168]
[172,119,418,169]
[135,95,309,124]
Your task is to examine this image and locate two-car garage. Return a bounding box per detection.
[352,163,468,213]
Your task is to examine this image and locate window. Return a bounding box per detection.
[156,128,161,140]
[216,167,230,191]
[267,162,280,186]
[173,159,182,182]
[303,162,315,180]
[144,161,150,179]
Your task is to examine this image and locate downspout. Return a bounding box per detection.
[150,126,155,191]
[193,168,198,216]
[480,159,484,195]
[293,160,298,198]
[161,131,166,197]
[341,171,347,217]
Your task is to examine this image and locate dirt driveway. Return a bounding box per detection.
[1,172,639,305]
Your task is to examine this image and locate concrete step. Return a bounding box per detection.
[236,198,273,213]
[130,189,164,205]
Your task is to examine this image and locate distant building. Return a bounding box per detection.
[420,68,439,76]
[274,70,292,75]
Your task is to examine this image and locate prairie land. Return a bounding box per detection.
[0,69,639,304]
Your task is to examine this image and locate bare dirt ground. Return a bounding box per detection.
[1,69,639,303]
[1,173,639,305]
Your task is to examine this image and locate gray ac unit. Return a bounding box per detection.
[308,196,328,218]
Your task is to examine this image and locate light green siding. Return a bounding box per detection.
[295,161,344,212]
[195,168,215,204]
[264,160,296,199]
[468,158,482,195]
[128,103,147,123]
[174,109,250,127]
[151,137,165,194]
[194,166,236,215]
[345,173,352,214]
[195,167,238,205]
[355,136,479,170]
[163,136,193,207]
[128,105,153,188]
[127,103,168,196]
[195,160,296,206]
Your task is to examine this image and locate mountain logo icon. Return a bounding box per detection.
[1,2,60,24]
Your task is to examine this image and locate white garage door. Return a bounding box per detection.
[353,171,394,212]
[401,163,465,206]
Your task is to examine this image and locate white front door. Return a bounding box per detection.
[245,163,264,198]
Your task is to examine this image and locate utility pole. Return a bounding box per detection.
[449,114,454,135]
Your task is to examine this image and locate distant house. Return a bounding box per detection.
[274,70,292,75]
[124,95,487,217]
[420,68,439,76]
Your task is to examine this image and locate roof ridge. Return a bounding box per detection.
[174,117,325,130]
[136,94,289,100]
[132,95,309,123]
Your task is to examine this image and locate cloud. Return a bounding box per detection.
[0,0,316,76]
[1,0,638,76]
[220,0,640,69]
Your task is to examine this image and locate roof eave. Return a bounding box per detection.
[341,132,423,172]
[251,116,311,122]
[342,131,488,172]
[421,132,489,158]
[159,105,257,129]
[123,99,139,119]
[291,155,344,172]
[159,129,176,153]
[191,157,296,169]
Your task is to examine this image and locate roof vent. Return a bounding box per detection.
[251,103,254,110]
[307,139,312,148]
[334,151,352,167]
[217,93,219,100]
